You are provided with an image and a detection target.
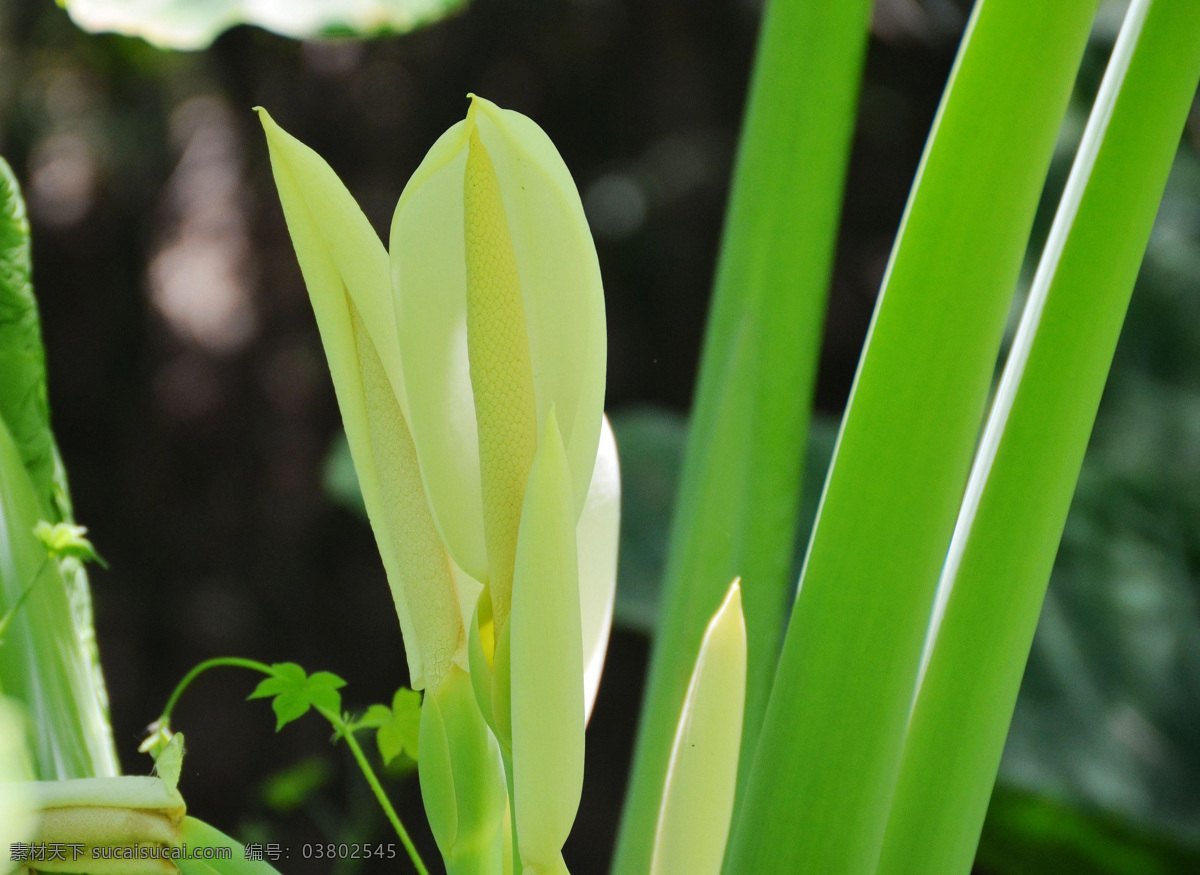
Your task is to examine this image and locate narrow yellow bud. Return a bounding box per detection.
[463,107,539,633]
[650,580,747,875]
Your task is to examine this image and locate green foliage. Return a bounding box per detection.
[357,688,421,766]
[5,0,1200,870]
[248,663,347,731]
[727,4,1100,872]
[260,756,332,813]
[61,0,469,51]
[978,787,1200,875]
[33,521,106,568]
[876,3,1200,872]
[156,656,429,872]
[0,160,116,780]
[0,158,55,519]
[999,452,1200,850]
[613,0,873,866]
[608,408,838,634]
[152,732,185,794]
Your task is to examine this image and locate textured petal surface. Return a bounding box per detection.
[391,97,607,582]
[472,97,606,520]
[261,110,463,689]
[391,121,486,580]
[650,582,746,875]
[354,304,463,692]
[578,416,619,724]
[462,120,539,630]
[510,411,584,870]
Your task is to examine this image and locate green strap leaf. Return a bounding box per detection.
[876,3,1200,872]
[725,3,1100,873]
[613,0,872,869]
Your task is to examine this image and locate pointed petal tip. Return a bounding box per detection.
[254,105,276,131]
[716,578,743,627]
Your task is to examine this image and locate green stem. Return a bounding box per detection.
[160,659,429,875]
[323,707,429,875]
[501,747,520,870]
[159,656,274,724]
[0,556,50,640]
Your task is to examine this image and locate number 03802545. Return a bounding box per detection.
[301,843,397,860]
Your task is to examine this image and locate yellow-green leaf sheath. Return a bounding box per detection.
[463,117,539,633]
[260,109,463,691]
[22,775,186,874]
[22,775,185,821]
[650,582,746,875]
[509,411,584,874]
[391,96,606,585]
[418,665,507,875]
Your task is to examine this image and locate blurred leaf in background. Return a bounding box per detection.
[978,786,1200,875]
[983,145,1200,872]
[260,756,333,814]
[599,408,837,636]
[0,153,116,780]
[60,0,468,51]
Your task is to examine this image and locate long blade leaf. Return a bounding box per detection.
[725,3,1099,873]
[613,0,871,869]
[876,3,1200,872]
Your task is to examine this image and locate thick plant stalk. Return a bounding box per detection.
[876,2,1200,872]
[613,1,871,870]
[724,3,1099,873]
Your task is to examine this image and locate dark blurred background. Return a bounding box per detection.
[1,0,1198,872]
